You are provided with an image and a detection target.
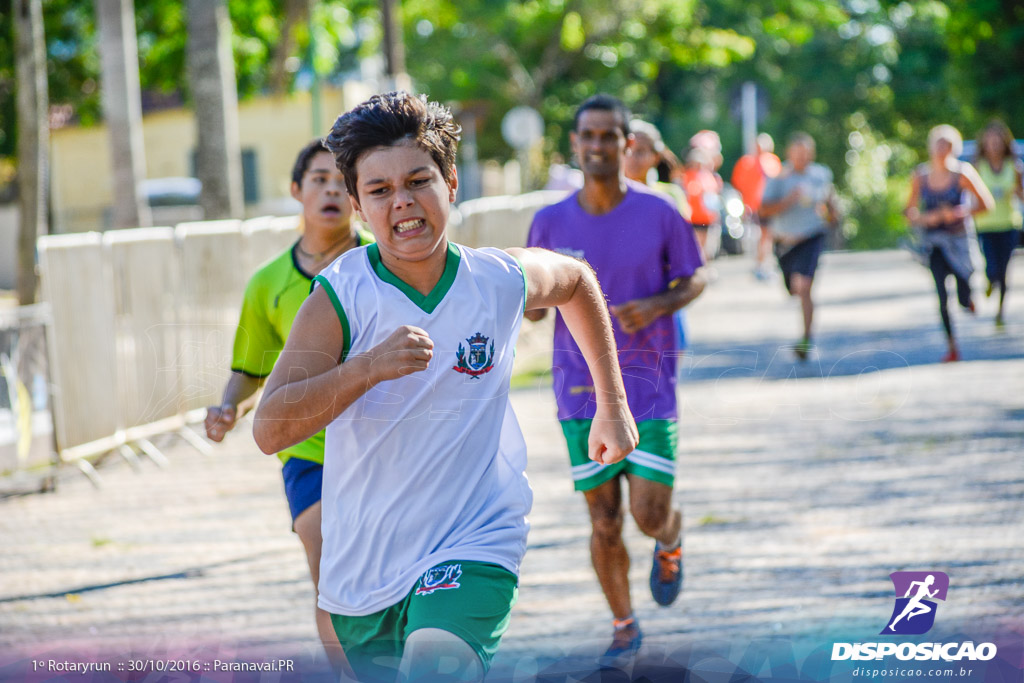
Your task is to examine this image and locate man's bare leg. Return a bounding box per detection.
[583,477,632,619]
[627,475,681,546]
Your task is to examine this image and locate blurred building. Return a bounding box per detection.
[47,81,373,233]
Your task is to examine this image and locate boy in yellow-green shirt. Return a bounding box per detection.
[204,139,371,671]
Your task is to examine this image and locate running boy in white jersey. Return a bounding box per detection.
[253,91,638,682]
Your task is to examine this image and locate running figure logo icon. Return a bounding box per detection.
[882,571,949,635]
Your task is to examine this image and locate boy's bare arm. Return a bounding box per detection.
[253,287,433,454]
[508,247,638,464]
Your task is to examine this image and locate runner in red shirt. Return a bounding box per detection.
[731,133,782,279]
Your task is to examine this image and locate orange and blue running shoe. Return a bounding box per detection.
[603,615,642,659]
[650,541,684,606]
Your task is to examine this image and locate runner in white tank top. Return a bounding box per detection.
[313,241,533,616]
[253,91,638,682]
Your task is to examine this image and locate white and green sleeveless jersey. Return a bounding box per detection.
[312,241,532,616]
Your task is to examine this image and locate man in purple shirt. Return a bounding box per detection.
[526,94,706,658]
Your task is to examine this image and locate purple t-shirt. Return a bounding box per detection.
[527,180,704,421]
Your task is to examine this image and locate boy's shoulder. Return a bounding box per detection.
[335,242,372,266]
[322,242,519,287]
[458,243,522,274]
[318,244,371,284]
[452,244,526,301]
[246,242,300,295]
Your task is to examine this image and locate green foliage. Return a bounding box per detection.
[0,0,370,162]
[0,0,103,159]
[842,113,914,250]
[2,0,1022,251]
[844,177,910,250]
[942,0,1024,136]
[399,0,755,161]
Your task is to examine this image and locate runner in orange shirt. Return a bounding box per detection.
[677,147,721,261]
[732,133,782,279]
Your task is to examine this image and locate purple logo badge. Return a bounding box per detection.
[882,571,949,635]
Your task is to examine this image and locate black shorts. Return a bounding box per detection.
[776,233,825,293]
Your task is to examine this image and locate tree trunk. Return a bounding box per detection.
[268,0,311,94]
[380,0,410,91]
[186,0,243,220]
[95,0,152,229]
[14,0,48,305]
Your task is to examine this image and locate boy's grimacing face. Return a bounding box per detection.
[350,140,457,264]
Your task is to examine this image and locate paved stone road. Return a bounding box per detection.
[1,249,1021,681]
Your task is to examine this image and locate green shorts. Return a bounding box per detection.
[561,419,678,491]
[330,560,518,682]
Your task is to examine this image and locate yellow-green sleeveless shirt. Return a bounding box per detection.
[975,160,1022,233]
[231,229,374,464]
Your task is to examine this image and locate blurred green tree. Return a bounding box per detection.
[398,0,756,160]
[0,0,370,162]
[2,0,1022,248]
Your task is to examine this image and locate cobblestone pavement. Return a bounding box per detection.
[1,249,1022,680]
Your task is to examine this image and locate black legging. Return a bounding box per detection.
[929,247,972,339]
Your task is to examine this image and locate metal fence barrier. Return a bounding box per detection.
[0,304,57,492]
[106,227,184,468]
[38,232,121,461]
[454,190,566,248]
[37,218,272,471]
[174,219,246,417]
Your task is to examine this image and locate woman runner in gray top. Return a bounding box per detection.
[904,125,993,363]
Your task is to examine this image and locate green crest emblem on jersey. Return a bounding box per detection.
[453,332,495,378]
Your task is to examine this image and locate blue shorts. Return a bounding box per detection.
[281,456,323,522]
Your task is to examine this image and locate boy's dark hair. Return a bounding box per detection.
[573,94,631,137]
[291,139,331,187]
[325,91,462,197]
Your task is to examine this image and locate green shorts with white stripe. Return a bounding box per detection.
[560,419,678,491]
